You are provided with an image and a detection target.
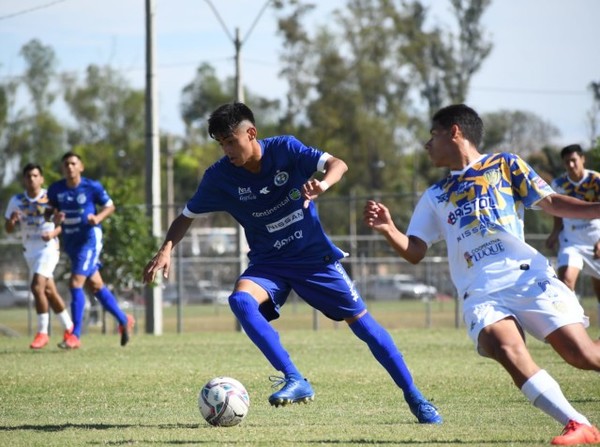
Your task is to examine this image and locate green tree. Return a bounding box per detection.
[99,178,159,293]
[61,64,146,200]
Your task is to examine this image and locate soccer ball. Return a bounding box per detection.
[198,376,250,427]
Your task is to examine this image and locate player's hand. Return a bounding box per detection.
[143,249,172,284]
[363,200,393,233]
[54,212,65,225]
[87,214,100,225]
[302,179,329,209]
[594,241,600,259]
[9,210,21,225]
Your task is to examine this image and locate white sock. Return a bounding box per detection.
[56,310,73,331]
[521,370,590,426]
[37,313,50,334]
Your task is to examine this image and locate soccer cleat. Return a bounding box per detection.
[268,375,314,407]
[30,333,49,349]
[63,327,73,342]
[408,398,443,424]
[58,333,81,350]
[551,420,600,445]
[118,314,135,347]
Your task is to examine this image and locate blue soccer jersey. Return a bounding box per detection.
[47,177,113,254]
[183,135,346,265]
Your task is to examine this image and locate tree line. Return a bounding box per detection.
[1,0,599,290]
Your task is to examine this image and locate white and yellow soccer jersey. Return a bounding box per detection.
[407,153,556,300]
[4,189,59,253]
[551,169,600,246]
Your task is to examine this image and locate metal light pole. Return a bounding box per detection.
[203,1,272,331]
[144,0,163,335]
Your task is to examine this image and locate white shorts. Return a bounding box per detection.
[24,246,60,279]
[463,276,589,357]
[556,242,600,279]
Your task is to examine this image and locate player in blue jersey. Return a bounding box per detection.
[546,144,600,327]
[143,102,442,424]
[47,152,134,349]
[364,104,600,445]
[4,163,74,349]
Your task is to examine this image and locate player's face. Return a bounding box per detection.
[215,122,258,168]
[61,156,84,180]
[22,168,44,194]
[562,152,585,180]
[425,123,454,168]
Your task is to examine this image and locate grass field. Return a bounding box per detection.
[0,299,599,446]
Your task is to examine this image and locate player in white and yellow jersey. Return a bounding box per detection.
[4,163,73,349]
[365,104,600,446]
[546,143,600,326]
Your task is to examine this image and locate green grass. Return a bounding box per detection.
[1,312,599,446]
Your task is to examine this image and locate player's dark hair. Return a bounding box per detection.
[61,151,82,162]
[208,102,256,140]
[560,144,584,159]
[22,163,43,176]
[432,104,484,148]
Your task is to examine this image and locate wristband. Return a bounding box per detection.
[320,180,330,192]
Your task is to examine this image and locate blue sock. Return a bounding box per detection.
[94,286,127,325]
[349,312,422,401]
[229,291,302,379]
[70,287,86,337]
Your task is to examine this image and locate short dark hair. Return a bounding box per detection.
[432,104,484,148]
[208,102,256,140]
[61,151,82,162]
[560,144,584,159]
[22,163,43,176]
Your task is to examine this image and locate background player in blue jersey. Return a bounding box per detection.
[47,152,134,349]
[364,104,600,445]
[546,144,600,327]
[143,102,442,424]
[4,163,74,349]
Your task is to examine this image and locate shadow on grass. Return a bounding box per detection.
[0,422,200,432]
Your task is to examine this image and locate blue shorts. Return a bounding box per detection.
[66,243,102,277]
[240,260,366,321]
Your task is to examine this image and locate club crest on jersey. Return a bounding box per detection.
[77,193,87,204]
[274,171,289,186]
[483,169,501,187]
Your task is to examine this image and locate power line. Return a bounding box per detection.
[0,0,69,21]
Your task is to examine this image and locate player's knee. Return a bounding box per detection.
[561,345,600,370]
[228,291,258,317]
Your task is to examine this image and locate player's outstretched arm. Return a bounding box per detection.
[538,193,600,220]
[143,214,194,284]
[363,200,428,264]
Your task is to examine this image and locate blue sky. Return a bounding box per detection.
[1,0,599,147]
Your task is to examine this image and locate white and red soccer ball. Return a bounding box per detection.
[198,376,250,427]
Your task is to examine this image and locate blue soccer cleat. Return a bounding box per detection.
[268,375,315,407]
[408,398,443,424]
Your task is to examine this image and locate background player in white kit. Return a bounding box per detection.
[546,144,600,326]
[4,163,73,349]
[364,104,600,445]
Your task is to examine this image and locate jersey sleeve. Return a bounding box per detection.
[182,168,224,217]
[508,154,555,208]
[406,189,443,247]
[4,196,18,220]
[92,180,113,207]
